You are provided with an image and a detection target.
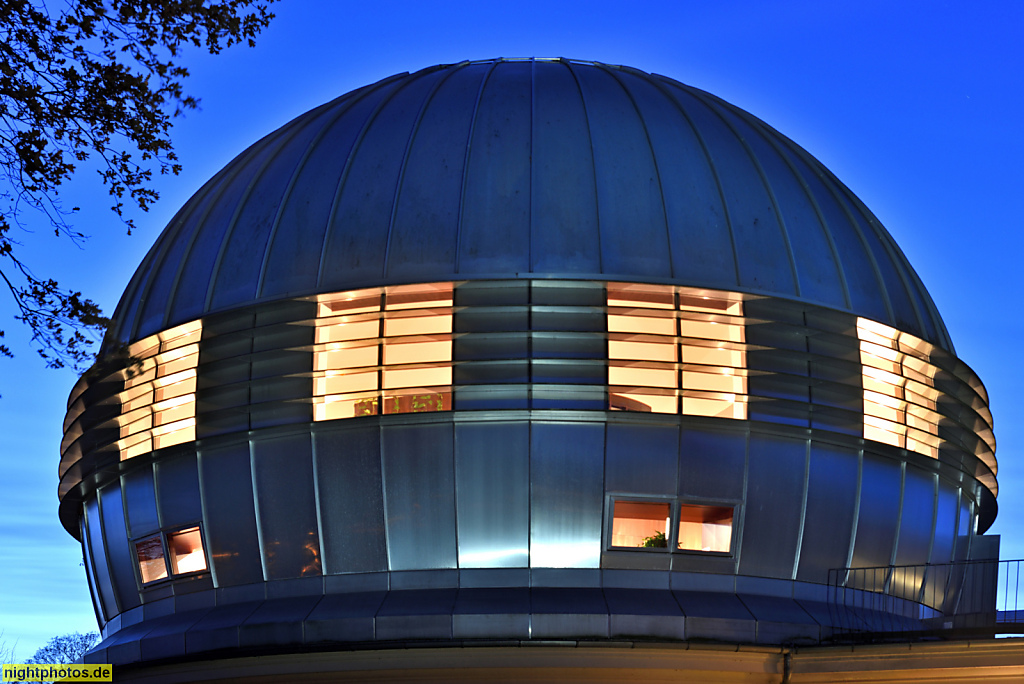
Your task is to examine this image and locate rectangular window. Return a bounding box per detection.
[134,535,167,583]
[677,504,733,553]
[608,499,736,554]
[167,526,208,575]
[857,318,942,459]
[135,526,208,584]
[114,320,202,460]
[610,501,671,548]
[314,284,453,420]
[608,284,747,420]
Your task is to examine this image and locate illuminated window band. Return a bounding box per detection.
[313,283,453,421]
[857,318,996,473]
[608,282,746,418]
[60,280,995,501]
[114,320,201,460]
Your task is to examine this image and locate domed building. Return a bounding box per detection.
[59,59,1005,681]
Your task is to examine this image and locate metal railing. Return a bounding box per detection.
[827,559,1024,641]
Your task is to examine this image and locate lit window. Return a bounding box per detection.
[611,501,671,548]
[857,318,946,460]
[134,535,167,583]
[608,284,747,420]
[314,284,453,420]
[167,527,207,575]
[113,320,201,460]
[677,504,733,553]
[135,527,208,584]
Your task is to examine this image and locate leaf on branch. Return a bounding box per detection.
[0,0,277,372]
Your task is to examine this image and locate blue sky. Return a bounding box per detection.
[1,0,1022,658]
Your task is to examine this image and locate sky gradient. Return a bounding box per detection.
[1,0,1021,658]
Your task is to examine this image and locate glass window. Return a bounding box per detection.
[135,535,168,583]
[314,284,453,420]
[113,320,201,461]
[677,504,733,553]
[167,526,208,575]
[608,285,748,420]
[611,501,671,549]
[135,526,208,584]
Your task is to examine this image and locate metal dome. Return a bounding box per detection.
[108,57,951,351]
[65,60,1001,672]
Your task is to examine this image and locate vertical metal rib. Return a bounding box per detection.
[453,59,500,275]
[255,82,401,299]
[563,59,603,274]
[315,73,414,288]
[380,64,462,279]
[646,75,742,288]
[602,64,674,280]
[685,87,801,297]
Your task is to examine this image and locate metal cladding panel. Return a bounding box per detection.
[674,88,796,296]
[458,61,532,274]
[210,104,339,311]
[796,445,858,583]
[304,592,382,643]
[156,454,203,529]
[80,517,105,626]
[850,455,902,569]
[454,422,529,568]
[529,422,604,568]
[199,443,263,586]
[238,596,321,647]
[138,607,211,661]
[930,483,959,566]
[738,594,817,625]
[123,466,160,538]
[168,138,280,323]
[926,484,961,610]
[454,587,531,614]
[86,498,118,618]
[382,424,458,571]
[385,63,487,279]
[572,64,671,278]
[899,260,942,345]
[375,589,457,640]
[893,468,936,567]
[105,60,953,352]
[530,61,601,274]
[453,587,531,638]
[184,601,261,654]
[856,213,924,336]
[739,436,807,579]
[673,590,753,620]
[721,106,846,308]
[617,70,736,286]
[954,497,973,562]
[378,588,459,616]
[605,423,678,495]
[603,588,684,617]
[99,483,141,611]
[828,186,919,332]
[320,69,447,290]
[314,427,387,574]
[773,142,889,323]
[679,428,746,500]
[252,434,322,580]
[262,86,396,298]
[135,197,212,338]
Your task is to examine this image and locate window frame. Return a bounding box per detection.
[605,495,739,557]
[132,523,209,587]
